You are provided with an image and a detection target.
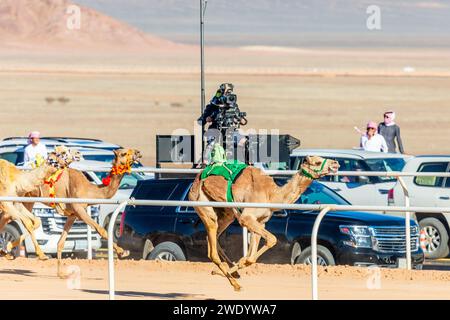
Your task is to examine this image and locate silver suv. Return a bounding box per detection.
[290,149,411,206]
[388,156,450,259]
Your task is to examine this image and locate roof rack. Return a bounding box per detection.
[2,136,105,143]
[42,137,105,142]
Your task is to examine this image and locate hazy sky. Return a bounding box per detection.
[74,0,450,47]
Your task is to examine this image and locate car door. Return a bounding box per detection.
[410,161,449,207]
[435,163,450,207]
[320,157,379,205]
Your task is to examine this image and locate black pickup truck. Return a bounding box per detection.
[118,178,424,268]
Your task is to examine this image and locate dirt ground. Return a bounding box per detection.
[1,258,450,300]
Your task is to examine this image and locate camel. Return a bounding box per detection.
[188,155,339,291]
[0,146,81,260]
[20,148,142,277]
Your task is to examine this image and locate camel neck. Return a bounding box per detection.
[272,171,314,204]
[100,172,124,198]
[19,164,57,194]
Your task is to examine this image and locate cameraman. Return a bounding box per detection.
[198,83,234,129]
[198,83,235,164]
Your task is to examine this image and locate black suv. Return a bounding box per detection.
[118,178,424,268]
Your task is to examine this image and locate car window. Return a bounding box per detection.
[290,156,303,170]
[324,158,372,185]
[135,182,177,200]
[445,178,450,188]
[414,162,448,187]
[83,154,115,163]
[0,152,20,165]
[297,183,349,205]
[178,184,196,213]
[365,158,406,182]
[133,182,178,212]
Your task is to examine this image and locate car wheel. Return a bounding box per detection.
[419,217,449,259]
[0,224,22,257]
[295,245,335,266]
[146,241,186,262]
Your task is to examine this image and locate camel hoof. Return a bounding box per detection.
[5,253,16,261]
[233,285,242,292]
[38,255,49,261]
[118,250,130,259]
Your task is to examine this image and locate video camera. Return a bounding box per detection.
[214,93,248,131]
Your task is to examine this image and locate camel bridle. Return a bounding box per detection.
[301,158,328,180]
[102,150,134,186]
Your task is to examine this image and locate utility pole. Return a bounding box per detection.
[200,0,207,163]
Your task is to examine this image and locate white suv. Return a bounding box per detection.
[388,156,450,259]
[290,149,411,206]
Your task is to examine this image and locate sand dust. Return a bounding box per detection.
[1,258,449,300]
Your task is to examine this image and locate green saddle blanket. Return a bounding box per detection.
[200,161,248,202]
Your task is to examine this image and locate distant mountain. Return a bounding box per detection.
[74,0,450,47]
[0,0,176,52]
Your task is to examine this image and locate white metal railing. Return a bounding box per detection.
[1,196,449,300]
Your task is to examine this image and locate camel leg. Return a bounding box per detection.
[9,203,48,260]
[211,210,242,278]
[216,210,236,266]
[70,204,128,258]
[0,214,11,257]
[57,215,76,278]
[196,205,242,291]
[0,203,47,260]
[228,212,277,274]
[0,213,11,231]
[229,232,262,273]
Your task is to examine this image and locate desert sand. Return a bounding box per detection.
[1,258,450,300]
[1,49,449,165]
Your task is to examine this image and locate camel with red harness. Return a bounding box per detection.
[0,146,81,260]
[20,148,142,277]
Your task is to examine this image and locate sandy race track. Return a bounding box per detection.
[1,258,450,300]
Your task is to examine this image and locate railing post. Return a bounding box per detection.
[108,201,129,301]
[398,177,412,270]
[311,206,331,300]
[86,206,92,260]
[243,227,249,257]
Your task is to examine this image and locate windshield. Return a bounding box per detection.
[83,154,115,163]
[365,158,406,182]
[298,182,350,205]
[275,180,349,205]
[94,172,144,190]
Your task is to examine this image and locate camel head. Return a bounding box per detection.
[46,146,81,169]
[112,148,142,168]
[300,156,340,180]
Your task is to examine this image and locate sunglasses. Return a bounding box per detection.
[367,127,376,130]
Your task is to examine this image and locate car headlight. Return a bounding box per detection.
[33,208,56,218]
[340,225,372,248]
